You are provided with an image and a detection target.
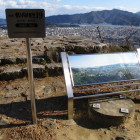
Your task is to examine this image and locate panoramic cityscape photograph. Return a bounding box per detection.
[1,0,140,140]
[69,53,140,85]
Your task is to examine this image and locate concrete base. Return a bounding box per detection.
[62,119,76,126]
[88,96,135,126]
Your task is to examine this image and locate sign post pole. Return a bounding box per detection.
[6,9,45,124]
[26,38,37,124]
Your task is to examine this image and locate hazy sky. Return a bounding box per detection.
[69,53,139,68]
[0,0,140,18]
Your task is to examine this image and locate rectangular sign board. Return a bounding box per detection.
[69,52,140,86]
[6,9,45,38]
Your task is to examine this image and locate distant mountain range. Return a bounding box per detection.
[136,11,140,15]
[1,9,140,26]
[72,63,138,70]
[46,9,140,26]
[0,18,6,25]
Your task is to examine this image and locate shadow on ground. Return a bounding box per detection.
[0,96,68,128]
[0,96,117,129]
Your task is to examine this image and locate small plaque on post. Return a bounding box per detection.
[93,104,100,109]
[120,108,129,114]
[119,95,126,99]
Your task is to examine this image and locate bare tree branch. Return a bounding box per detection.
[97,26,104,43]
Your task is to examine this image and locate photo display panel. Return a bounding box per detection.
[68,52,140,86]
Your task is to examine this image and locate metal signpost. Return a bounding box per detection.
[6,9,46,124]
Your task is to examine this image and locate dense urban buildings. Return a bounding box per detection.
[1,25,140,47]
[46,25,140,47]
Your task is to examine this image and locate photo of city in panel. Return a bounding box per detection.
[69,52,140,85]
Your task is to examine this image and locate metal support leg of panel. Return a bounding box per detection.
[68,97,74,119]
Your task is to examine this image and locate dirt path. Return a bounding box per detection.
[0,35,140,140]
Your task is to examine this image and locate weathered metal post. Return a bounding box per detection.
[26,38,37,124]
